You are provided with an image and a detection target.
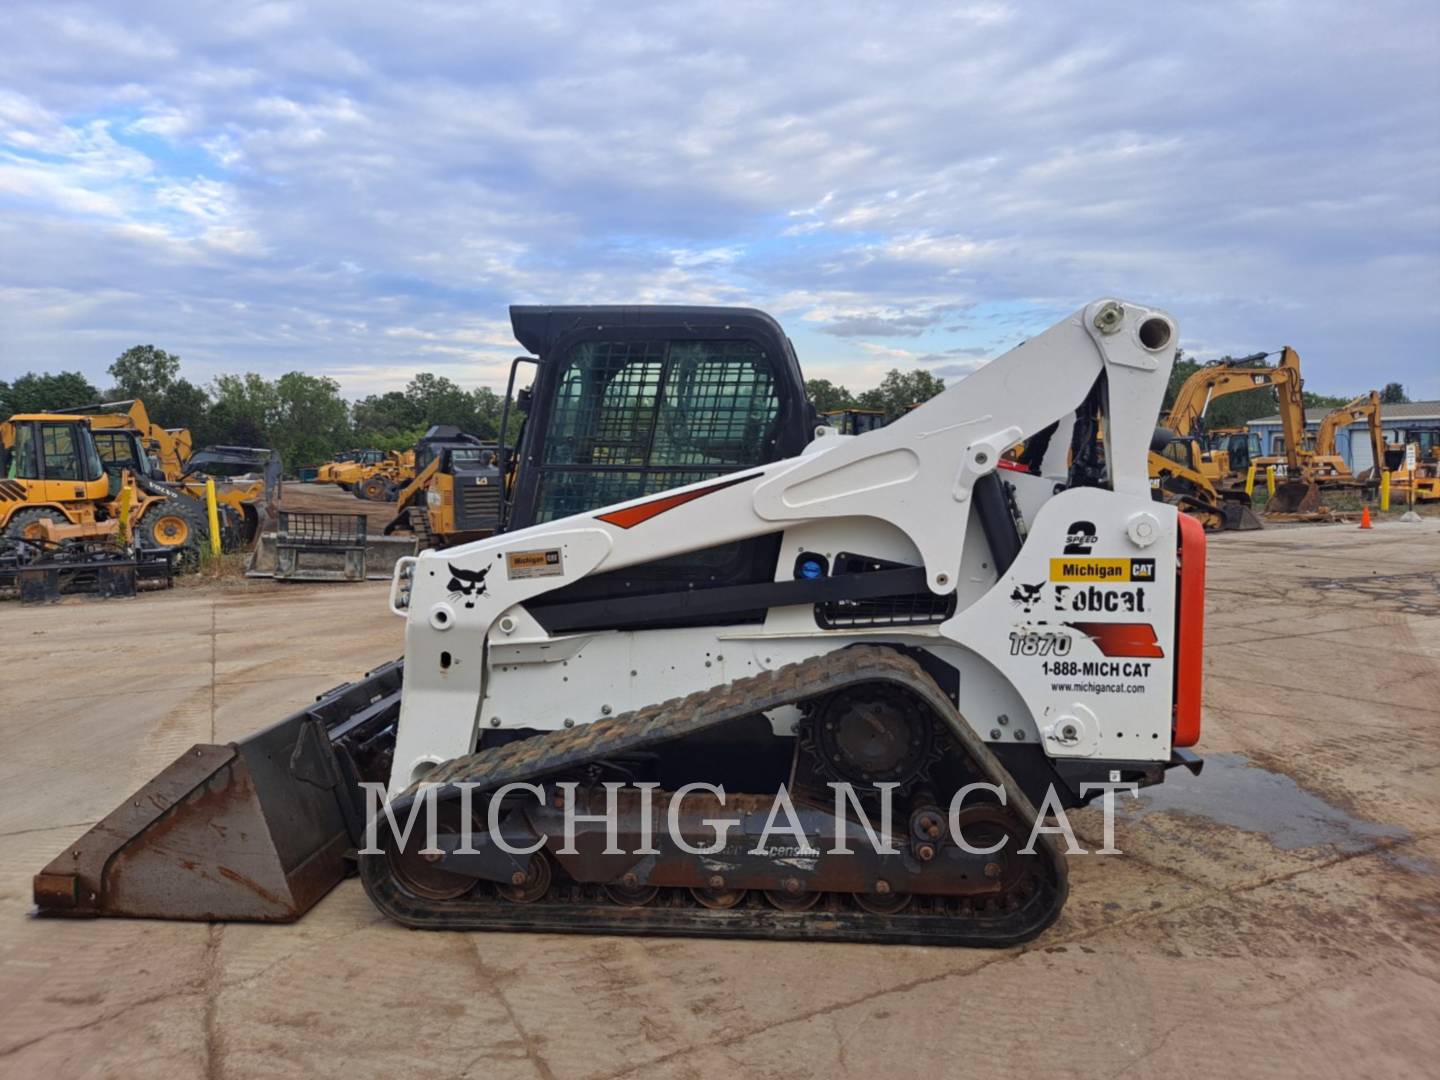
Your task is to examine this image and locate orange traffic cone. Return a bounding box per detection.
[1359,506,1373,529]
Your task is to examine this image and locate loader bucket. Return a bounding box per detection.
[34,661,403,921]
[1266,479,1321,516]
[1221,501,1264,531]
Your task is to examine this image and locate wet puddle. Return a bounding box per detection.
[1124,752,1411,854]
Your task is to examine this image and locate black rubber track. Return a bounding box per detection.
[359,645,1068,946]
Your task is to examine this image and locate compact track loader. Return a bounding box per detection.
[383,426,503,550]
[36,299,1206,947]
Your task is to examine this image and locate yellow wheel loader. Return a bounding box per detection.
[316,449,386,491]
[61,399,281,547]
[353,449,416,502]
[35,299,1208,949]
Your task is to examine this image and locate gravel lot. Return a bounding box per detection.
[1,521,1436,1079]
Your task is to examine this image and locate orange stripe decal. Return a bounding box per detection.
[1066,622,1165,658]
[596,472,760,530]
[1172,513,1207,747]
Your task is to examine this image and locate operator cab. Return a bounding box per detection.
[415,426,502,537]
[501,305,819,628]
[2,416,106,490]
[822,408,888,436]
[503,305,816,530]
[90,428,162,494]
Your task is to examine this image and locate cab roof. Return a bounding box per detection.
[509,305,790,359]
[5,412,97,423]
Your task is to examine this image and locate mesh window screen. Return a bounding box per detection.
[534,339,780,522]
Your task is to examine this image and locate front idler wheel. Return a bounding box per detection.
[386,823,475,902]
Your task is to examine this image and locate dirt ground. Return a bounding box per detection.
[1,521,1437,1079]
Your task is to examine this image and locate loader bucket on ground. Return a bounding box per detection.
[1266,479,1321,516]
[1221,502,1264,531]
[33,662,403,921]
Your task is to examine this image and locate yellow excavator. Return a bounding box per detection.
[1305,391,1385,485]
[1149,347,1318,524]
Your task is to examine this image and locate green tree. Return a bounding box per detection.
[1380,382,1408,404]
[157,378,213,441]
[108,345,180,401]
[805,378,855,413]
[471,386,521,440]
[1,370,101,413]
[208,373,279,449]
[855,369,945,417]
[352,391,422,438]
[405,373,479,431]
[273,372,352,468]
[1162,349,1199,414]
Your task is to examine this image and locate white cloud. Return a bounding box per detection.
[0,0,1435,400]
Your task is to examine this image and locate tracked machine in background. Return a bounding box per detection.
[36,299,1206,948]
[1306,391,1384,490]
[383,426,501,549]
[316,449,387,491]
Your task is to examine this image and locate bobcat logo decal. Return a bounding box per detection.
[1009,581,1045,614]
[447,563,490,609]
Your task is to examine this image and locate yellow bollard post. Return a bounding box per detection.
[1245,463,1257,499]
[205,478,222,558]
[116,484,132,546]
[1380,470,1390,512]
[1265,466,1276,498]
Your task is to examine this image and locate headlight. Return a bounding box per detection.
[426,491,442,507]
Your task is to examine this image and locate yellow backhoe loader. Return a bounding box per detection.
[2,412,214,567]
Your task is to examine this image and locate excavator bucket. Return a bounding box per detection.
[1266,479,1322,516]
[33,663,401,921]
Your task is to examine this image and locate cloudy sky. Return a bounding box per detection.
[1,1,1436,400]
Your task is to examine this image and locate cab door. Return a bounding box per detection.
[37,421,105,503]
